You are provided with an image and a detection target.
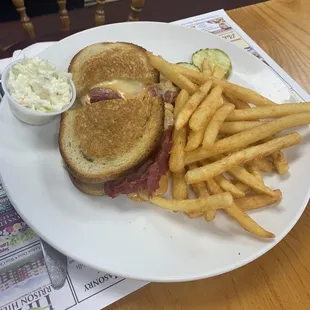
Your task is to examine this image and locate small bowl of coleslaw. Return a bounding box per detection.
[1,57,76,125]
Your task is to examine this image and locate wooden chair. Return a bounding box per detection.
[11,0,145,40]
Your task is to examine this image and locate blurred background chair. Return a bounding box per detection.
[0,0,267,59]
[2,0,144,39]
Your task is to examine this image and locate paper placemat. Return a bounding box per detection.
[1,9,309,310]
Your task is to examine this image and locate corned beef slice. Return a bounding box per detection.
[89,81,179,105]
[104,128,172,197]
[89,87,122,103]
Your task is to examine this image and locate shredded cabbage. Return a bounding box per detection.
[7,57,72,112]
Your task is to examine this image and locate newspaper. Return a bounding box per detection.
[1,9,310,310]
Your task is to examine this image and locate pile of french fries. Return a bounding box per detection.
[138,51,310,239]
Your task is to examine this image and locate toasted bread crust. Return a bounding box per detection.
[69,42,159,98]
[69,173,106,196]
[59,95,164,184]
[60,42,163,185]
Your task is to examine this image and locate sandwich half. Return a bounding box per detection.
[59,93,172,197]
[60,42,175,197]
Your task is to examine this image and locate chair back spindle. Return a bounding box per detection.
[57,0,70,32]
[11,0,146,39]
[11,0,35,39]
[128,0,145,21]
[95,0,106,26]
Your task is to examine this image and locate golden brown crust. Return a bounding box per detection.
[59,94,164,184]
[69,42,159,98]
[59,111,71,168]
[75,98,150,158]
[69,173,106,196]
[60,42,163,185]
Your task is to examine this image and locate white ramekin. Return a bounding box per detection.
[1,59,76,126]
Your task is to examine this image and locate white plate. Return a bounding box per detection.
[1,22,309,282]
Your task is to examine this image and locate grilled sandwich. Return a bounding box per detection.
[60,42,176,197]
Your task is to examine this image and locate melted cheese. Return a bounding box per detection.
[154,172,170,196]
[128,193,143,203]
[164,108,174,130]
[128,172,170,202]
[95,79,146,99]
[80,94,90,106]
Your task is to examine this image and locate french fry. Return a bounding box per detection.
[202,58,212,77]
[202,103,235,149]
[204,209,216,222]
[138,192,234,212]
[207,170,274,238]
[206,178,223,195]
[224,93,251,109]
[203,157,249,197]
[271,151,289,175]
[254,157,275,172]
[188,164,210,198]
[169,126,187,172]
[175,80,213,130]
[260,137,289,174]
[146,52,198,94]
[142,53,308,239]
[222,96,230,105]
[226,102,310,121]
[204,179,223,221]
[184,129,204,151]
[174,89,190,117]
[247,162,264,183]
[172,170,188,200]
[203,171,222,222]
[228,166,276,196]
[212,65,226,79]
[219,121,264,135]
[184,113,310,165]
[191,182,209,198]
[207,154,272,196]
[189,85,223,131]
[214,175,245,198]
[225,204,275,238]
[187,163,209,218]
[235,190,282,211]
[169,90,189,172]
[213,78,276,106]
[185,99,229,150]
[203,179,226,225]
[174,64,209,84]
[185,133,301,183]
[234,182,250,193]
